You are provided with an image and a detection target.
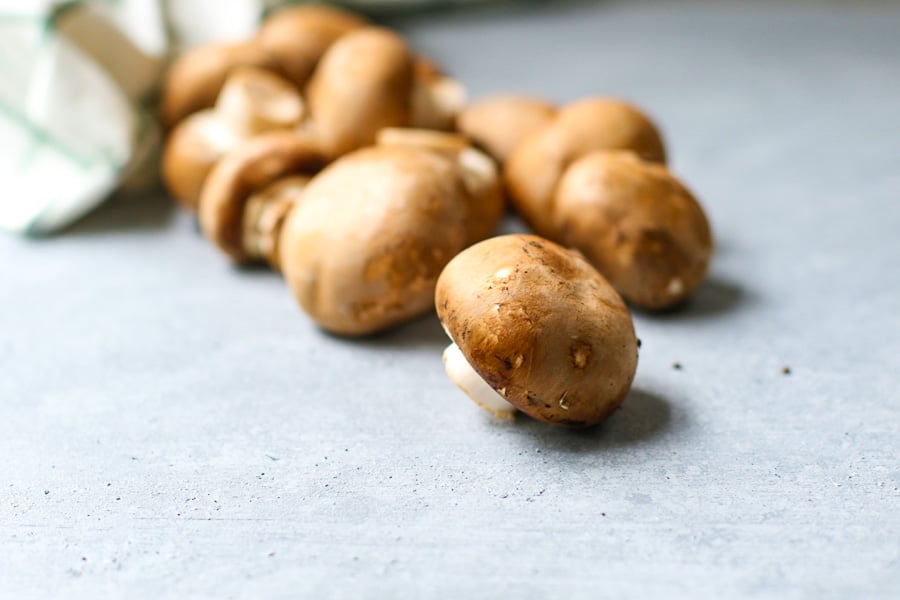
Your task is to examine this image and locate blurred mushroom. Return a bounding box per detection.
[375,128,503,244]
[279,135,501,335]
[256,3,368,87]
[436,234,639,426]
[505,97,666,236]
[162,67,305,210]
[305,27,466,160]
[456,94,557,164]
[160,41,279,128]
[199,131,322,267]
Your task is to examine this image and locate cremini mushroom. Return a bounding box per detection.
[160,41,279,128]
[552,151,713,309]
[256,3,368,87]
[162,67,305,210]
[456,95,557,164]
[504,97,666,236]
[279,132,502,336]
[435,234,639,427]
[375,128,504,245]
[199,131,322,267]
[304,27,466,160]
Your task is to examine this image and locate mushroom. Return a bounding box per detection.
[504,97,666,237]
[256,3,368,87]
[199,131,322,267]
[304,27,466,160]
[552,151,713,309]
[435,234,639,427]
[409,57,467,132]
[456,94,557,164]
[375,128,504,245]
[279,135,502,336]
[162,67,305,210]
[160,41,279,128]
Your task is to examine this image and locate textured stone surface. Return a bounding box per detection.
[2,1,899,597]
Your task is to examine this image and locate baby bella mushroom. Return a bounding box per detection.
[256,3,368,87]
[160,41,279,129]
[304,27,465,160]
[279,132,502,336]
[552,151,713,309]
[199,131,322,268]
[436,234,639,427]
[162,67,305,210]
[456,94,557,165]
[505,97,666,237]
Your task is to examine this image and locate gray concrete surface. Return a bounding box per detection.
[2,1,899,598]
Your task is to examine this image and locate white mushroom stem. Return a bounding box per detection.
[442,343,517,420]
[411,75,466,130]
[241,176,309,269]
[215,68,304,136]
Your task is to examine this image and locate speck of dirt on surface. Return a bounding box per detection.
[672,362,683,371]
[782,366,792,375]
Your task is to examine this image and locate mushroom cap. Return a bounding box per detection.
[504,98,666,236]
[257,3,367,87]
[553,151,713,309]
[161,41,279,128]
[162,110,239,210]
[456,94,557,164]
[375,127,505,245]
[436,234,638,427]
[161,68,304,210]
[213,67,304,135]
[199,131,323,263]
[279,145,472,336]
[305,27,414,159]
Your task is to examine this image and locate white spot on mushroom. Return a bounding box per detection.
[443,343,516,420]
[558,391,570,411]
[667,277,684,296]
[493,267,513,279]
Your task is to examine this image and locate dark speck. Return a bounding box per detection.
[44,490,49,495]
[637,338,642,348]
[672,362,682,371]
[781,366,792,375]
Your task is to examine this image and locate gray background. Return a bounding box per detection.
[2,1,899,598]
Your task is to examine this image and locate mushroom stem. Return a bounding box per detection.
[215,68,304,137]
[442,343,517,420]
[411,75,466,130]
[241,176,309,270]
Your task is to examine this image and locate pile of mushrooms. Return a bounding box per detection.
[160,4,714,428]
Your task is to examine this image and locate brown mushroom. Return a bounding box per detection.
[456,95,557,164]
[304,27,466,160]
[409,58,467,131]
[279,138,502,336]
[199,131,323,267]
[504,97,666,236]
[552,151,713,309]
[256,3,368,87]
[375,128,504,245]
[435,234,639,427]
[160,41,279,128]
[162,67,305,210]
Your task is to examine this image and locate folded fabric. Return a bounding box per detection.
[0,0,335,234]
